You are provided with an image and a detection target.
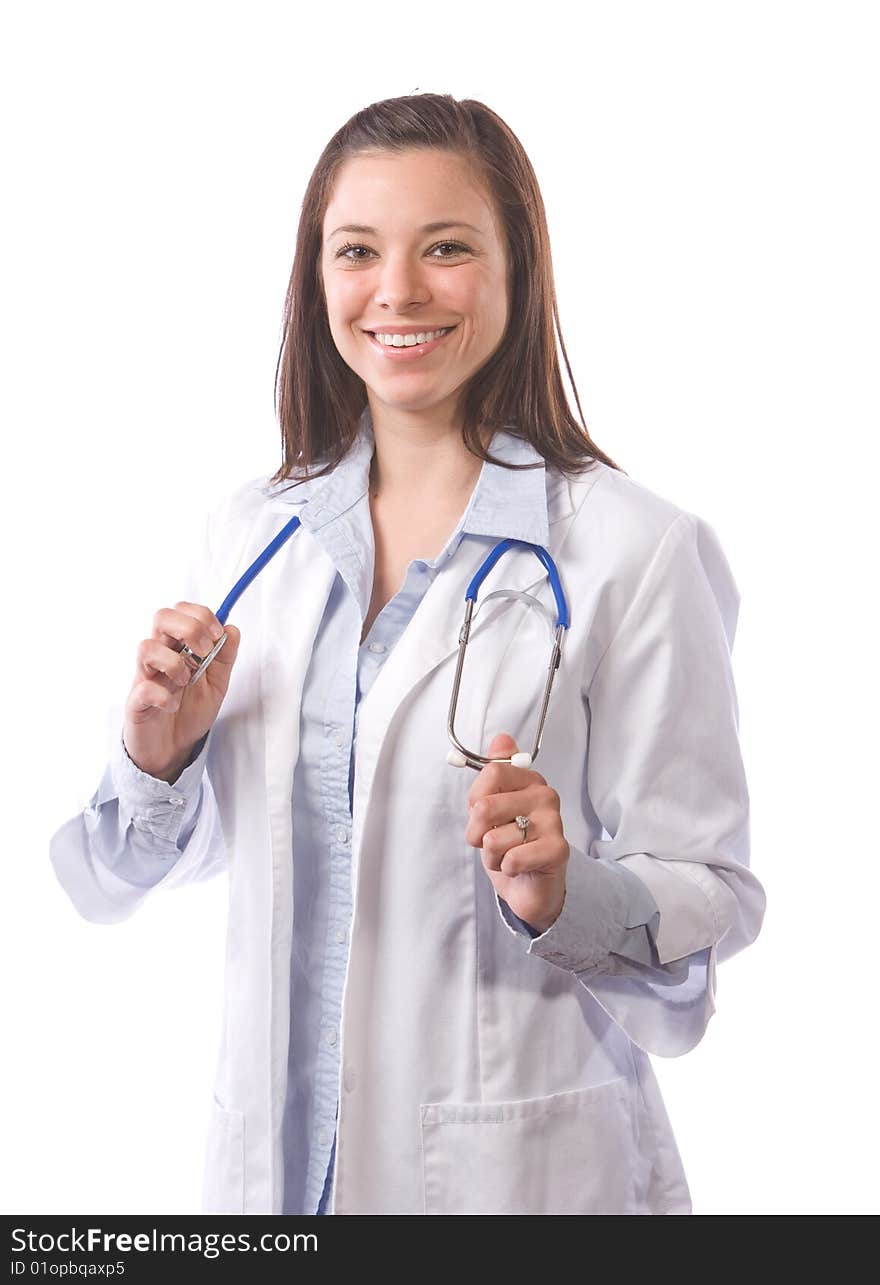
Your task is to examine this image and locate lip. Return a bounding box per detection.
[360,323,457,334]
[363,324,457,361]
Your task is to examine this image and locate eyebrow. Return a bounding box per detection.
[327,220,484,240]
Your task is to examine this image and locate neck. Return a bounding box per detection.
[367,405,492,504]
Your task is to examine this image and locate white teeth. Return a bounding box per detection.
[372,327,451,347]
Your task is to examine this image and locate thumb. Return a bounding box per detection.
[213,623,241,667]
[487,732,518,759]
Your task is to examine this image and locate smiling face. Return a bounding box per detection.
[320,148,510,430]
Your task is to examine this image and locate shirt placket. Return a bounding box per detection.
[305,592,357,1212]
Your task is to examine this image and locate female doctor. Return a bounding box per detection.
[50,92,767,1216]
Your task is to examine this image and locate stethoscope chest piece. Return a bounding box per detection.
[182,633,229,686]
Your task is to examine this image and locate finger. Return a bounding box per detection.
[497,834,565,877]
[173,601,226,640]
[137,638,196,688]
[481,834,561,877]
[129,671,185,715]
[467,759,545,811]
[465,782,554,847]
[152,604,224,659]
[479,818,538,866]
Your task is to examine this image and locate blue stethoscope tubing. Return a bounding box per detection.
[183,518,569,772]
[183,514,303,684]
[217,514,304,623]
[463,538,569,628]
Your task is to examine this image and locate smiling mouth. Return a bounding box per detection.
[363,324,459,360]
[365,324,458,344]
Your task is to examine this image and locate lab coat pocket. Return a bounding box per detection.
[201,1097,246,1214]
[420,1077,640,1214]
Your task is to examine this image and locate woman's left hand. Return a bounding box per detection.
[464,732,570,935]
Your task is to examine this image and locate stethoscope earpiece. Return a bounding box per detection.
[446,748,536,771]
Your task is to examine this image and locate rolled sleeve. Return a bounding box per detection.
[112,729,210,850]
[495,851,690,982]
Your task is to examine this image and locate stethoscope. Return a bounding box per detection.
[181,513,569,772]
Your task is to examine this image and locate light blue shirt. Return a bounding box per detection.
[95,407,666,1215]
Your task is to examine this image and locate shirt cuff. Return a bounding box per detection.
[111,728,211,847]
[497,898,543,938]
[494,844,688,981]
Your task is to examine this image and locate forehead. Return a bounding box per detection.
[322,150,496,236]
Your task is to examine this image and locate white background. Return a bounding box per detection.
[3,0,877,1216]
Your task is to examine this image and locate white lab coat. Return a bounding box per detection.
[50,453,766,1215]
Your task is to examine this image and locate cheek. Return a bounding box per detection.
[324,274,366,326]
[470,283,508,345]
[442,272,487,322]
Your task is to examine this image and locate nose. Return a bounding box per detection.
[373,251,431,313]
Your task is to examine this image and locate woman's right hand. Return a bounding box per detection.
[123,602,242,783]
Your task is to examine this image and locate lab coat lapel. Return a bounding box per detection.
[258,508,337,874]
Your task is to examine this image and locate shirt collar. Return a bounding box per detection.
[265,404,550,551]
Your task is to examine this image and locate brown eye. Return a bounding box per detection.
[334,240,471,262]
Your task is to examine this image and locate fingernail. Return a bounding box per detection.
[209,623,223,641]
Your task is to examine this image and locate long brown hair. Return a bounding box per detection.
[271,92,623,492]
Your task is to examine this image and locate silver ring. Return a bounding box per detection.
[515,814,530,842]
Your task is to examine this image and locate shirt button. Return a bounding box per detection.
[368,642,386,653]
[336,825,348,843]
[325,1028,337,1046]
[335,927,346,944]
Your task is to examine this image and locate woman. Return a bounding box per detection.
[49,92,766,1215]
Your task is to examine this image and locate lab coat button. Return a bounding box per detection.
[325,1028,337,1046]
[336,826,348,843]
[319,1127,332,1146]
[335,927,346,943]
[335,732,345,748]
